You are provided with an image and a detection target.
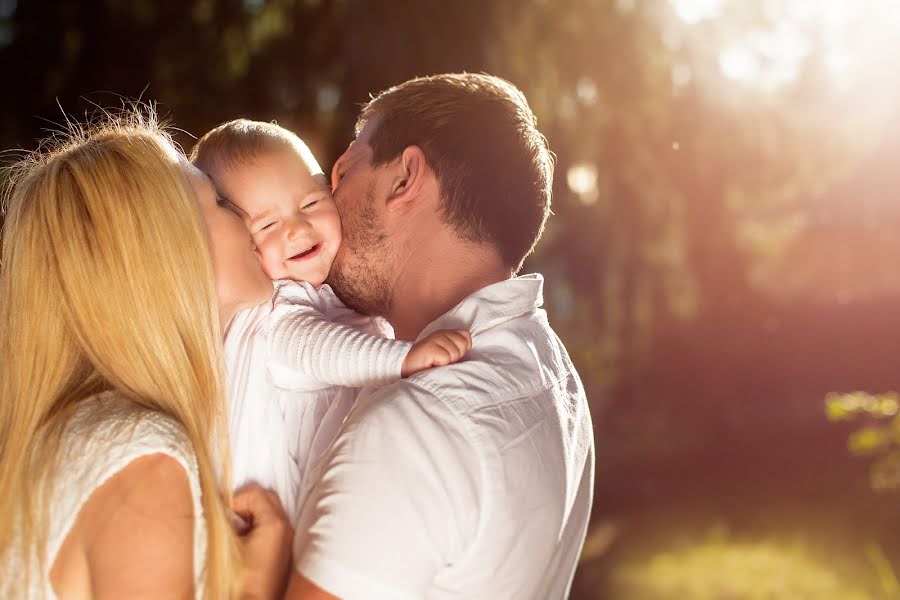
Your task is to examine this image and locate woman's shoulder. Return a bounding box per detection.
[60,391,201,509]
[88,451,194,514]
[48,392,207,595]
[66,452,197,598]
[59,392,194,476]
[64,391,195,466]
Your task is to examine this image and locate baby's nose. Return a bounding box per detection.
[284,217,311,240]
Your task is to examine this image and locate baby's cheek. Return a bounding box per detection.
[258,242,283,279]
[328,213,344,247]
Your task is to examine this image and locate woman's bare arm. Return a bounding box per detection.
[52,453,195,599]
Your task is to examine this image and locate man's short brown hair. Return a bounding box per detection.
[357,73,554,272]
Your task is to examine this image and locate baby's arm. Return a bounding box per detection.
[267,292,470,387]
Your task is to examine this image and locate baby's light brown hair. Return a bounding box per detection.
[190,118,323,176]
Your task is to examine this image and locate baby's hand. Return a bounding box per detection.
[402,329,472,378]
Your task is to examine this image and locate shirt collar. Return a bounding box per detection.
[416,273,545,342]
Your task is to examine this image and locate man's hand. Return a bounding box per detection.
[233,485,293,600]
[401,329,472,377]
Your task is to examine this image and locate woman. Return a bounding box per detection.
[0,110,290,598]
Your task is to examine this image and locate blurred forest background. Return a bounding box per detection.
[3,0,900,597]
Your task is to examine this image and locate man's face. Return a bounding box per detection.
[326,120,395,317]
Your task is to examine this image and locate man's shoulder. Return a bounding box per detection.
[350,310,583,446]
[411,310,580,410]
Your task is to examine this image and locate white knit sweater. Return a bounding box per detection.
[2,392,207,599]
[223,280,411,521]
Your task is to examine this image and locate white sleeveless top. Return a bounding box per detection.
[2,392,207,599]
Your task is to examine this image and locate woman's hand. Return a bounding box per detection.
[232,485,294,600]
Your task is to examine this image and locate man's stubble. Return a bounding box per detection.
[327,182,395,318]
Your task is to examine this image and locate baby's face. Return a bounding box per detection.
[211,148,342,287]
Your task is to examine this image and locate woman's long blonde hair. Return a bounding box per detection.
[0,110,241,597]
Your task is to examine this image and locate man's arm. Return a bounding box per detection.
[284,573,338,600]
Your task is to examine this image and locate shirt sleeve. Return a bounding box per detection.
[266,283,412,388]
[292,383,483,600]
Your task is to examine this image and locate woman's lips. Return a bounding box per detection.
[288,243,321,261]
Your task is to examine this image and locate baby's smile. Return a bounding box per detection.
[204,143,342,287]
[288,243,322,262]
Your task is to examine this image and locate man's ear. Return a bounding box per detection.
[386,145,427,211]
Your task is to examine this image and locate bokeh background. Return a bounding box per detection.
[3,0,900,597]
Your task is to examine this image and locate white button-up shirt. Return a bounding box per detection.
[294,274,595,599]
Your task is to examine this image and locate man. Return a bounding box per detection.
[285,73,594,599]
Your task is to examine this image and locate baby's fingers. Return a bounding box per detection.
[445,330,472,356]
[430,336,466,363]
[447,330,472,353]
[431,329,471,356]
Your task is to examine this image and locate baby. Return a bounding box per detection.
[190,120,471,521]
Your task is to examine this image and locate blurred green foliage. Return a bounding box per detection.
[612,536,882,599]
[826,391,900,490]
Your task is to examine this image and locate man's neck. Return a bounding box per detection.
[386,234,510,341]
